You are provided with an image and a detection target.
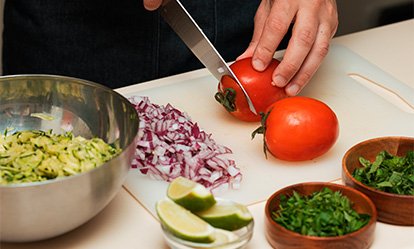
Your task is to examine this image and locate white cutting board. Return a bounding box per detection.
[120,45,414,215]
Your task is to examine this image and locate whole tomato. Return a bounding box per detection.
[215,57,287,122]
[252,96,339,161]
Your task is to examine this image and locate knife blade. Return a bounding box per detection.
[159,0,257,115]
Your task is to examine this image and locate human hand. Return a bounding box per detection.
[238,0,338,96]
[143,0,162,11]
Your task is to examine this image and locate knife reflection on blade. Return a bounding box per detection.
[159,0,257,115]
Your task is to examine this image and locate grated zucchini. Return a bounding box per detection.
[0,130,121,185]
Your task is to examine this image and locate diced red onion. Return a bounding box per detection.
[129,96,242,191]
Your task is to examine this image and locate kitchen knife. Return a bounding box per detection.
[159,0,257,114]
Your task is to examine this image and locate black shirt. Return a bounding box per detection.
[3,0,261,88]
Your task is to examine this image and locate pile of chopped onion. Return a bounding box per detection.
[129,96,242,191]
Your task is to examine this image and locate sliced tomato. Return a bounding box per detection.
[215,57,287,122]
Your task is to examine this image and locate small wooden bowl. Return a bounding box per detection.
[342,136,414,226]
[265,182,377,249]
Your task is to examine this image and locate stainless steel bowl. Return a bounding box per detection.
[0,75,140,242]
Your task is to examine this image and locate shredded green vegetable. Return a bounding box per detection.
[0,130,121,185]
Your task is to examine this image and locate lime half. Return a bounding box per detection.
[167,176,216,212]
[156,198,215,243]
[196,199,253,231]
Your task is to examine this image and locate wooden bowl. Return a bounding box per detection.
[265,182,377,249]
[342,136,414,226]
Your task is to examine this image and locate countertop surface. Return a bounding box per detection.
[1,19,414,249]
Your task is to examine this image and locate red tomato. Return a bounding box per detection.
[255,96,339,161]
[215,57,287,122]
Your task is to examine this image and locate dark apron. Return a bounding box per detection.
[3,0,261,88]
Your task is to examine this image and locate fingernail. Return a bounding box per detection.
[273,75,287,87]
[286,84,300,96]
[252,59,265,71]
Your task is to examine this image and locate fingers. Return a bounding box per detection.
[272,6,318,88]
[283,2,338,96]
[243,0,338,96]
[285,24,333,96]
[237,0,271,61]
[251,0,296,71]
[143,0,162,11]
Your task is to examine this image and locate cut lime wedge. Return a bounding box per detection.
[156,198,216,243]
[167,176,216,212]
[196,199,253,231]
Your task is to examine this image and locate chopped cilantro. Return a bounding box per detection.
[272,187,371,237]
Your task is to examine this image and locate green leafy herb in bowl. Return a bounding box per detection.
[265,182,377,249]
[352,150,414,195]
[272,187,371,237]
[342,136,414,225]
